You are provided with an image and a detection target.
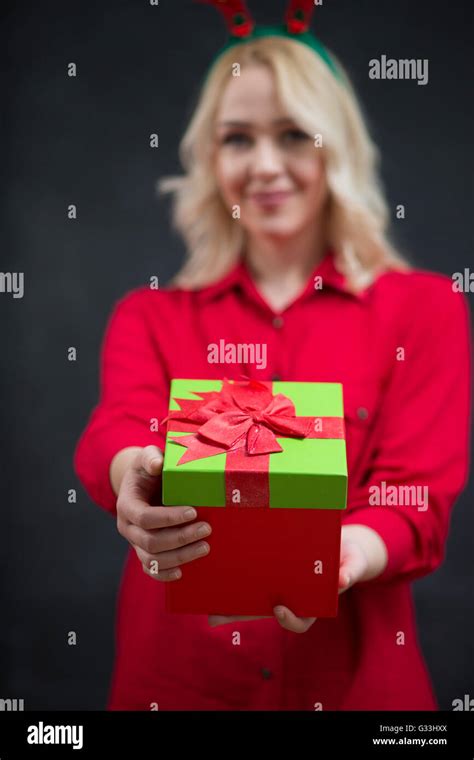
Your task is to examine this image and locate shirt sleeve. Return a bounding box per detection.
[342,276,472,584]
[73,289,169,517]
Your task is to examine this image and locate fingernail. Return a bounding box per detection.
[170,569,181,579]
[184,508,197,520]
[197,524,211,537]
[196,542,209,555]
[274,607,285,619]
[150,457,161,468]
[344,574,351,586]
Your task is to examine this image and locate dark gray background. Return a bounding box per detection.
[1,0,472,710]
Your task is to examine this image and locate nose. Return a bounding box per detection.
[251,137,284,176]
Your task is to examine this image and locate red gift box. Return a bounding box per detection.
[162,378,347,617]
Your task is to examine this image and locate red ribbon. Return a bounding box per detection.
[162,378,345,507]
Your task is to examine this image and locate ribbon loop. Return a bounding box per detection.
[162,378,313,464]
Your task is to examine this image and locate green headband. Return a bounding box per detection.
[196,2,342,83]
[211,24,341,81]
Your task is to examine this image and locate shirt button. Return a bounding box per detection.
[272,316,284,329]
[357,407,369,420]
[261,667,273,680]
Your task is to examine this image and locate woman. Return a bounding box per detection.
[74,2,471,710]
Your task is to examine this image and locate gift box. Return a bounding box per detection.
[161,378,347,617]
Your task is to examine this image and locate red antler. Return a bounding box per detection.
[284,0,317,34]
[195,0,255,38]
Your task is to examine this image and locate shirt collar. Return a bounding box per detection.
[194,248,369,308]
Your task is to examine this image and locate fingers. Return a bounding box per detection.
[124,519,212,555]
[133,538,210,578]
[338,539,369,594]
[115,445,215,582]
[118,497,198,532]
[338,567,352,594]
[209,609,317,632]
[273,606,316,633]
[208,615,271,627]
[118,445,203,529]
[338,555,353,593]
[118,504,212,582]
[135,552,183,582]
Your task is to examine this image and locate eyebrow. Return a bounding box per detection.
[216,118,295,128]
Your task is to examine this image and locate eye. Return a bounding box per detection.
[221,132,251,146]
[282,128,310,143]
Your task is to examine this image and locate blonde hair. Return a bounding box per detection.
[157,35,412,292]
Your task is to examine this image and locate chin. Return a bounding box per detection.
[251,219,304,238]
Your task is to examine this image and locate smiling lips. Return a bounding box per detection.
[250,191,294,207]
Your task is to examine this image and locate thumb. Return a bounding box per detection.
[137,445,164,478]
[338,540,369,593]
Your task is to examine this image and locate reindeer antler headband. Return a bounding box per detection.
[196,0,341,81]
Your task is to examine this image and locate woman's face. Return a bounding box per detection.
[213,64,327,240]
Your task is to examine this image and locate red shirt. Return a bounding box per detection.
[74,249,472,710]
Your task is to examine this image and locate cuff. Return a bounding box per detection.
[74,422,164,515]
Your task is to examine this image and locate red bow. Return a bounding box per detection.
[162,378,314,465]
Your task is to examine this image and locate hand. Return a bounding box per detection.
[338,523,388,591]
[116,445,213,582]
[208,608,316,633]
[208,524,388,632]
